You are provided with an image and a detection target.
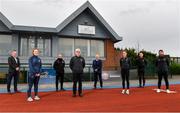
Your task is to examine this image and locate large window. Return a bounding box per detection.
[90,40,104,57]
[0,35,12,56]
[75,39,90,57]
[58,38,74,57]
[20,35,51,56]
[58,38,104,57]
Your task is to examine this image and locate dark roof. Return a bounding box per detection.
[0,1,122,42]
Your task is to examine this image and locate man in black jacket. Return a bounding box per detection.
[53,54,65,91]
[156,50,170,93]
[7,50,20,93]
[92,54,103,89]
[70,48,85,97]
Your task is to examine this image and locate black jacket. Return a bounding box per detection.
[120,57,131,70]
[92,59,102,73]
[155,56,169,72]
[53,58,65,74]
[136,57,147,72]
[70,56,85,73]
[8,56,20,73]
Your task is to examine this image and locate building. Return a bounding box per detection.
[0,1,122,73]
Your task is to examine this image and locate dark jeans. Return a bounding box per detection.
[94,72,103,88]
[27,76,40,97]
[121,69,130,89]
[7,71,19,92]
[72,73,82,95]
[138,70,145,87]
[56,73,64,90]
[158,71,169,89]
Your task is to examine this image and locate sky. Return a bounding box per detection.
[0,0,180,57]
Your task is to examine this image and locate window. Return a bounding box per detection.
[90,40,105,57]
[0,35,12,56]
[58,38,74,57]
[58,38,105,58]
[75,39,89,57]
[20,35,51,56]
[37,37,51,57]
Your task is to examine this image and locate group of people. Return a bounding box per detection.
[7,48,171,102]
[120,50,170,95]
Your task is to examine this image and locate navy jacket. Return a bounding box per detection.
[29,55,42,76]
[92,59,102,73]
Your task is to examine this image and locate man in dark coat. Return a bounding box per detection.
[70,48,85,97]
[92,54,103,89]
[7,50,20,94]
[53,54,65,91]
[155,50,170,93]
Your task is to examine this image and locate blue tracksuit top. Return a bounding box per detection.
[29,55,42,76]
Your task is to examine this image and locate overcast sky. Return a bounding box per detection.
[0,0,180,57]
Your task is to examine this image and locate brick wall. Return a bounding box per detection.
[102,39,121,71]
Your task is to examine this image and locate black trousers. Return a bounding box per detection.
[56,73,64,90]
[158,71,169,89]
[7,71,19,92]
[27,76,40,97]
[72,73,82,95]
[138,70,145,87]
[94,72,103,88]
[121,69,130,89]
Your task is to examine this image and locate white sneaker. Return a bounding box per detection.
[27,97,33,102]
[156,89,161,93]
[122,89,125,94]
[166,89,170,93]
[34,96,40,100]
[126,90,130,95]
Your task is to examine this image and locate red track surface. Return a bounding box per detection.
[0,85,180,112]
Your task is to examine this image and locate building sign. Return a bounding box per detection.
[78,25,95,35]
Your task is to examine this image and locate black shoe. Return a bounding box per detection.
[56,89,58,92]
[143,84,145,87]
[61,88,66,91]
[8,90,12,94]
[138,85,142,88]
[15,90,21,93]
[79,93,83,97]
[72,94,76,97]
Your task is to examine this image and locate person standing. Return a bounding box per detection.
[53,54,65,91]
[92,54,103,89]
[120,51,131,95]
[70,48,85,97]
[136,52,147,88]
[27,48,42,102]
[7,50,20,94]
[156,50,170,93]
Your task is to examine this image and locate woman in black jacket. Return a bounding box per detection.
[136,52,147,88]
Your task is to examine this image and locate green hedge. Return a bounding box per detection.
[170,63,180,75]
